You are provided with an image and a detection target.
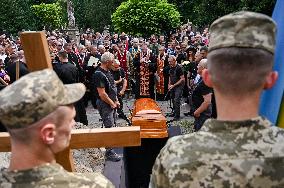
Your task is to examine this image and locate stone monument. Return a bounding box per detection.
[65,0,79,44]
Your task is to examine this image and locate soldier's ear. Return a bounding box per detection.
[202,69,213,87]
[263,71,278,89]
[40,124,56,145]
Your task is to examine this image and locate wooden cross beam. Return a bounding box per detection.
[20,31,53,71]
[0,127,141,171]
[0,31,142,172]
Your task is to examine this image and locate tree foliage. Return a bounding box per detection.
[72,0,124,32]
[0,0,277,35]
[0,0,37,35]
[169,0,276,28]
[112,0,181,37]
[31,2,65,30]
[33,0,57,4]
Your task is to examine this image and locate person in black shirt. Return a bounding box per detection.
[189,52,203,85]
[200,46,208,59]
[57,51,78,84]
[184,51,202,110]
[93,52,121,162]
[111,33,120,45]
[57,50,88,126]
[4,44,17,68]
[175,45,187,100]
[50,52,61,76]
[191,59,212,131]
[175,46,186,64]
[111,59,128,121]
[63,43,85,83]
[168,55,185,121]
[83,45,100,108]
[5,52,29,84]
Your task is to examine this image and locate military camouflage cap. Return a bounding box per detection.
[0,69,86,129]
[209,11,276,53]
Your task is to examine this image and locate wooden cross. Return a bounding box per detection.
[0,127,140,171]
[0,31,141,172]
[20,31,53,71]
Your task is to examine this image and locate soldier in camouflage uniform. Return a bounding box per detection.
[150,11,284,188]
[0,69,114,188]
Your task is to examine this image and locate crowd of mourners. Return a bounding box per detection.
[0,23,213,131]
[1,11,284,188]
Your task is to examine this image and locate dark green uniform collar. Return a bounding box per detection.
[1,163,63,183]
[201,116,273,133]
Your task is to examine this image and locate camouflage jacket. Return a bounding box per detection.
[0,163,114,188]
[150,116,284,188]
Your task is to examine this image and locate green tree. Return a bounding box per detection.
[240,0,276,15]
[33,0,57,4]
[169,0,276,28]
[72,0,124,32]
[112,0,181,37]
[31,2,65,30]
[0,0,36,35]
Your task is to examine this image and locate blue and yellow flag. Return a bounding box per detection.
[259,0,284,127]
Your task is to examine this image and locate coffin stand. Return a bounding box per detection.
[124,98,169,188]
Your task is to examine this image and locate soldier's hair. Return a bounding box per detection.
[101,52,114,64]
[58,50,68,59]
[208,47,273,96]
[8,106,68,144]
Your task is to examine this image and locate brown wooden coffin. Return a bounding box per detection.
[131,98,168,138]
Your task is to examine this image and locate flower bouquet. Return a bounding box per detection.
[181,60,191,72]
